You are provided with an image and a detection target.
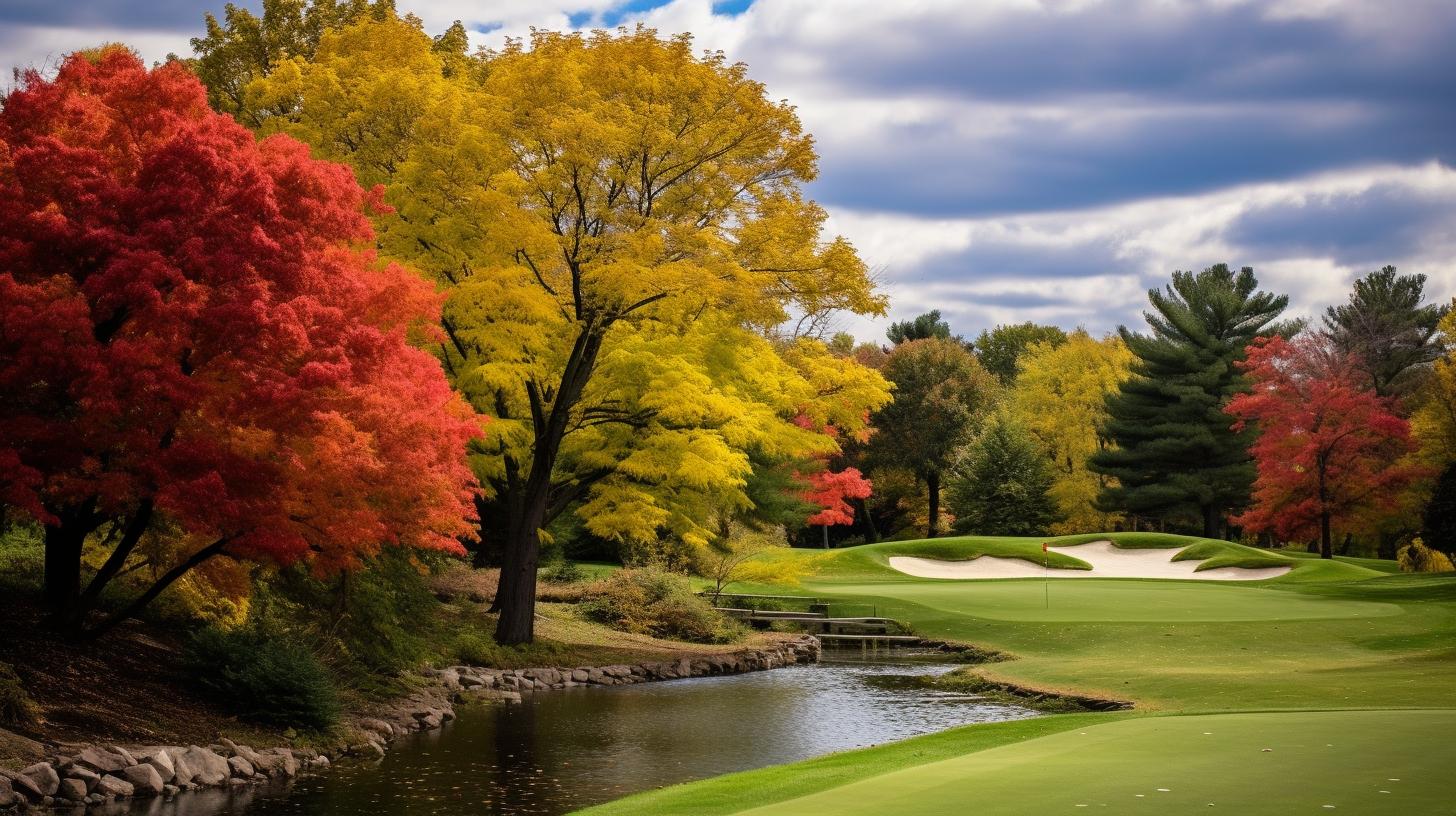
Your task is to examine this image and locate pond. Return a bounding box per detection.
[109,652,1036,816]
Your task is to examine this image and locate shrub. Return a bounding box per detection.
[1398,537,1456,574]
[0,662,39,730]
[541,561,589,584]
[579,568,741,643]
[184,626,341,731]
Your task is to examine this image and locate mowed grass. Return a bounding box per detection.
[736,710,1456,816]
[575,534,1456,816]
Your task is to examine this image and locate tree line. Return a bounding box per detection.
[1,0,1452,652]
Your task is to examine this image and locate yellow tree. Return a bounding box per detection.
[227,18,888,643]
[1009,330,1134,533]
[1411,303,1456,465]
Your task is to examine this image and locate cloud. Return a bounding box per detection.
[3,0,1451,342]
[830,162,1456,342]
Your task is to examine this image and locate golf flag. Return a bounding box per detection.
[1041,542,1048,552]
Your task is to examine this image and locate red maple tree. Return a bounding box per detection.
[1228,334,1423,558]
[804,467,874,527]
[0,48,482,635]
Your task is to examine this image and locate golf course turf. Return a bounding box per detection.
[576,534,1456,815]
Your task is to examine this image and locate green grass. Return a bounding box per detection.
[575,533,1456,815]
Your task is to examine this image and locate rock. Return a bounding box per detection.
[73,746,130,775]
[165,750,196,786]
[1,768,44,802]
[179,746,229,786]
[57,778,87,802]
[20,763,58,797]
[0,778,15,808]
[107,746,138,767]
[95,774,134,798]
[227,756,254,779]
[163,784,179,797]
[268,750,299,778]
[136,749,174,784]
[359,718,394,737]
[121,764,164,797]
[571,669,590,683]
[458,673,486,688]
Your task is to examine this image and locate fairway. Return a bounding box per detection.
[738,710,1456,816]
[811,578,1403,623]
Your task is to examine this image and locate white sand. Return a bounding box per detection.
[887,540,1292,581]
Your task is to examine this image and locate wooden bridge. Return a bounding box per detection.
[706,593,922,651]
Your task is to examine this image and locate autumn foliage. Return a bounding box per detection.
[1228,334,1423,558]
[804,468,873,527]
[0,49,481,632]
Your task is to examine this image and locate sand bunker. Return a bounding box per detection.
[888,540,1292,581]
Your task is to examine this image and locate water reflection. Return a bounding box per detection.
[123,654,1035,816]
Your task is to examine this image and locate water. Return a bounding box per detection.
[107,654,1035,816]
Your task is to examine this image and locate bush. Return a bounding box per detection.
[580,568,741,643]
[184,626,341,731]
[1398,537,1456,574]
[0,662,39,730]
[541,561,589,584]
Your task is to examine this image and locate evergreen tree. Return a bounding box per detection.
[887,310,953,345]
[1324,265,1449,400]
[948,416,1061,536]
[1089,264,1288,537]
[1423,464,1456,559]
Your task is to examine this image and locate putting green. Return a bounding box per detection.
[738,710,1456,816]
[810,578,1402,623]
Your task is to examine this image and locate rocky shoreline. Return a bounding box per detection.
[0,635,820,811]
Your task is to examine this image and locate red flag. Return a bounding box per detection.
[1041,542,1048,552]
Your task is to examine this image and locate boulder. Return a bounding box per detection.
[73,746,130,774]
[0,778,15,808]
[165,749,195,786]
[263,749,298,778]
[106,745,138,767]
[95,774,134,798]
[571,668,589,683]
[136,749,174,784]
[20,763,59,797]
[163,784,179,797]
[1,768,44,802]
[121,764,165,797]
[227,756,254,779]
[64,763,100,792]
[179,746,229,786]
[57,778,88,802]
[359,718,394,738]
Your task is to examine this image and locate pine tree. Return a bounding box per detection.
[1324,266,1448,400]
[1089,264,1288,537]
[947,416,1061,536]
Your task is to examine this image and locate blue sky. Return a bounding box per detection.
[3,0,1454,342]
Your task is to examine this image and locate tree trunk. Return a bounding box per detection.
[494,324,606,645]
[926,470,940,538]
[856,497,879,543]
[1319,511,1333,559]
[43,521,87,622]
[1201,504,1219,539]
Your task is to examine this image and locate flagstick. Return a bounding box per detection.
[1043,543,1049,610]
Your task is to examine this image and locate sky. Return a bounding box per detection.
[3,0,1454,343]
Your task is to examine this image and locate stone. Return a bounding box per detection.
[571,669,589,683]
[163,784,179,797]
[106,746,138,767]
[95,774,134,798]
[179,746,229,786]
[0,778,15,808]
[266,750,299,778]
[165,750,195,786]
[73,746,130,775]
[120,764,164,797]
[227,756,254,779]
[57,778,87,802]
[359,718,394,737]
[138,749,174,784]
[20,763,59,797]
[1,768,44,802]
